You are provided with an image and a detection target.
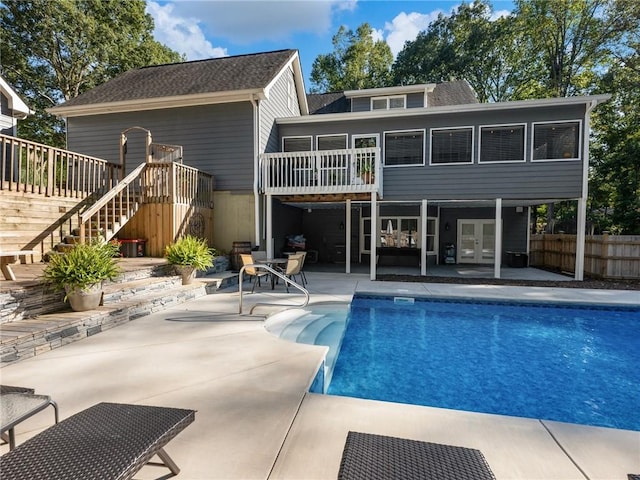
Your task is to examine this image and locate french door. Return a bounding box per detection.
[457,220,495,264]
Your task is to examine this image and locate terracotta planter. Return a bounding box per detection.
[64,282,103,312]
[175,265,197,285]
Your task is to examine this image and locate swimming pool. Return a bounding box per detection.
[325,295,640,431]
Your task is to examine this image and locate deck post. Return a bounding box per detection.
[345,198,351,274]
[370,191,377,281]
[494,198,502,279]
[421,199,428,276]
[266,194,273,258]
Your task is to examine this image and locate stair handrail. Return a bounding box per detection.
[79,162,147,243]
[238,264,309,314]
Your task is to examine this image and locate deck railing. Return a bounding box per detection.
[1,134,121,198]
[259,147,381,195]
[79,162,214,243]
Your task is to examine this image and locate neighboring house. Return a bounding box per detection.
[49,50,610,280]
[0,75,31,136]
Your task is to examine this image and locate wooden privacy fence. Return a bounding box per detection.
[530,234,640,279]
[1,133,121,198]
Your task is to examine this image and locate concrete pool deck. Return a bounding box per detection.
[1,272,638,479]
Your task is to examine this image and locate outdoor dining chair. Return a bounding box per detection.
[240,254,268,293]
[278,253,305,292]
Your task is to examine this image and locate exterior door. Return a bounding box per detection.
[457,220,495,263]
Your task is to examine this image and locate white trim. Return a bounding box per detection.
[531,120,582,162]
[370,95,406,111]
[352,133,380,149]
[316,133,348,150]
[345,84,435,98]
[0,76,31,118]
[346,198,352,274]
[49,90,266,117]
[277,94,611,125]
[383,128,426,167]
[421,200,428,276]
[429,126,474,166]
[478,123,527,164]
[282,135,312,152]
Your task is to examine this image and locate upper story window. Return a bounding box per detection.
[317,134,347,151]
[384,130,425,166]
[479,124,526,163]
[532,121,580,161]
[283,136,312,152]
[371,95,406,111]
[353,134,379,149]
[430,127,473,165]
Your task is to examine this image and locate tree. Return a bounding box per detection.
[513,0,633,97]
[393,1,537,102]
[0,0,183,147]
[310,23,393,93]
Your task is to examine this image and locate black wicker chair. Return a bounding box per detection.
[0,402,195,480]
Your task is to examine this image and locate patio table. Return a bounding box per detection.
[1,392,58,450]
[257,258,287,289]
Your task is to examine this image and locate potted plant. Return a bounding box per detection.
[164,235,214,284]
[43,241,121,312]
[359,161,374,184]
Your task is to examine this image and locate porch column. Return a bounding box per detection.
[345,199,351,274]
[575,197,587,280]
[494,198,502,279]
[421,199,428,276]
[370,191,377,281]
[266,194,273,258]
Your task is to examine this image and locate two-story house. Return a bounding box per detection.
[49,49,609,281]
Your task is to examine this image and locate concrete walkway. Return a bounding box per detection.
[1,272,638,479]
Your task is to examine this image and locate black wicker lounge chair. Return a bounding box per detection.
[0,402,195,480]
[338,431,496,480]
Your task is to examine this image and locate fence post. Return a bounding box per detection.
[600,232,609,278]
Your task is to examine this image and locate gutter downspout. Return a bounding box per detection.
[575,99,598,281]
[251,95,261,249]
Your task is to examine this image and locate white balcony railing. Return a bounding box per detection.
[259,147,381,196]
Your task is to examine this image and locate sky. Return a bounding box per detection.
[146,0,514,90]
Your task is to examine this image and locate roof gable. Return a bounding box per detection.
[0,75,31,119]
[50,49,304,115]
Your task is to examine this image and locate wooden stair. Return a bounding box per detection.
[0,262,239,364]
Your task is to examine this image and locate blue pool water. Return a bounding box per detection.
[327,295,640,431]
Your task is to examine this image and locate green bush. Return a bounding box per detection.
[43,241,120,293]
[164,235,214,271]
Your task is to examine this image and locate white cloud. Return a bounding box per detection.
[152,1,347,46]
[490,9,511,20]
[147,1,227,60]
[382,10,443,57]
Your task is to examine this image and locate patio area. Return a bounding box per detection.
[1,272,638,479]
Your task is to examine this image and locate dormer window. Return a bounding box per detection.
[371,95,406,111]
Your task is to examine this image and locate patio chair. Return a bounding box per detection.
[278,253,305,292]
[298,251,308,285]
[0,402,195,480]
[240,253,268,293]
[337,431,496,480]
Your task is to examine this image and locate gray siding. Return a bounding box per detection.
[260,65,300,154]
[279,103,587,201]
[67,103,254,191]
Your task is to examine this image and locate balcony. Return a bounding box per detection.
[259,147,381,196]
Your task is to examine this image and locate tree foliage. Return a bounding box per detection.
[310,23,393,93]
[0,0,183,147]
[393,1,536,102]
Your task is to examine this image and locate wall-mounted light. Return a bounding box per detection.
[339,221,345,230]
[445,222,450,231]
[515,206,524,213]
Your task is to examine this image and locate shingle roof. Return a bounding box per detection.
[58,50,298,108]
[306,92,349,114]
[428,80,478,106]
